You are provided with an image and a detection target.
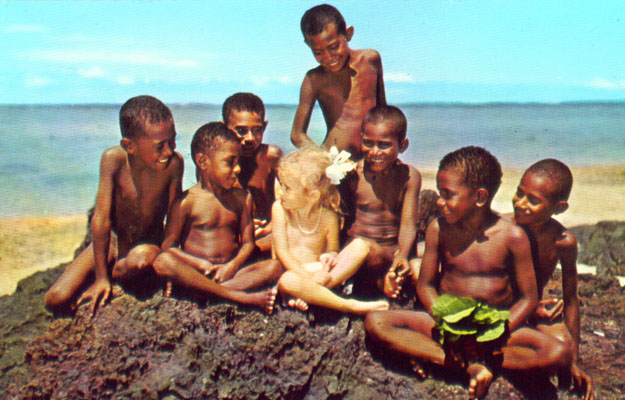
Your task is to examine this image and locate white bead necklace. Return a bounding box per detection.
[295,207,322,235]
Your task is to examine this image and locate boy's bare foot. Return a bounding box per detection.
[348,299,389,315]
[467,362,493,399]
[383,271,404,299]
[410,358,428,379]
[288,297,309,311]
[243,288,277,314]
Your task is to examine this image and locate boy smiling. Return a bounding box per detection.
[152,122,280,313]
[45,95,184,315]
[291,4,386,159]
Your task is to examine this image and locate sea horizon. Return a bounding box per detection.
[1,102,624,218]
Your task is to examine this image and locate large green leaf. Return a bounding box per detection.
[441,320,478,336]
[432,294,477,322]
[476,320,506,342]
[473,304,510,325]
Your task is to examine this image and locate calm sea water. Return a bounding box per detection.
[1,102,624,218]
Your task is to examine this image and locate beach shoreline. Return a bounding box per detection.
[1,165,624,297]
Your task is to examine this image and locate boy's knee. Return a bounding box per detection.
[351,237,371,254]
[128,244,160,264]
[152,251,176,279]
[364,311,387,338]
[544,336,572,369]
[268,259,284,278]
[44,287,71,311]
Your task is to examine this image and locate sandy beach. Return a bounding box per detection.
[1,165,624,297]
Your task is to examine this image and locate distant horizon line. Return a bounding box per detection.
[2,99,624,107]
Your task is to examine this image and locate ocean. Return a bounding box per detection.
[1,102,624,219]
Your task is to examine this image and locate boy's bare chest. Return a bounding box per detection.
[354,178,401,214]
[116,168,169,216]
[442,232,510,274]
[190,196,240,232]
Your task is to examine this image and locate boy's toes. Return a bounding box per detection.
[383,272,404,299]
[467,363,493,399]
[265,289,277,314]
[410,358,428,379]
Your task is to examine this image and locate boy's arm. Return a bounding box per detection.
[374,51,387,107]
[214,191,255,282]
[290,73,317,148]
[416,219,441,314]
[166,153,184,215]
[271,201,314,277]
[507,226,539,331]
[558,232,581,358]
[390,167,422,276]
[77,149,118,313]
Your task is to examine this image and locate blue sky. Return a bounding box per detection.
[1,0,624,104]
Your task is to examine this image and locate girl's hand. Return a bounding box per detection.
[319,252,338,271]
[313,269,333,287]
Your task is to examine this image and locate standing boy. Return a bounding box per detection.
[45,95,184,315]
[152,122,280,313]
[291,4,386,160]
[366,147,572,399]
[222,93,283,253]
[339,105,421,299]
[511,159,594,400]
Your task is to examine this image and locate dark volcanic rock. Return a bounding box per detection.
[1,220,624,399]
[571,221,625,276]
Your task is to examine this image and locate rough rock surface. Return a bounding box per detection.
[0,221,624,399]
[571,221,625,276]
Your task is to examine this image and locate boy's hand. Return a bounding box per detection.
[75,277,111,317]
[390,255,411,279]
[535,298,564,321]
[571,362,594,400]
[254,219,271,237]
[198,260,218,276]
[319,252,338,271]
[214,262,237,283]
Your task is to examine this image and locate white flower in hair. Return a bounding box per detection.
[325,146,356,185]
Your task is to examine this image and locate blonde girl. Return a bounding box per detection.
[272,146,388,314]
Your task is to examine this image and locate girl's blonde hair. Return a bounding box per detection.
[277,145,341,212]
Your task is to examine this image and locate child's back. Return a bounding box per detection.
[291,4,386,159]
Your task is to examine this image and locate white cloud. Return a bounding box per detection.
[251,75,296,86]
[22,49,199,69]
[385,72,417,83]
[116,76,135,85]
[77,66,106,78]
[277,75,294,84]
[25,76,53,87]
[588,77,625,90]
[3,24,46,34]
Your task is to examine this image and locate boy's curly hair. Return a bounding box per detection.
[222,92,266,122]
[301,4,347,39]
[362,105,407,141]
[278,146,340,212]
[439,146,502,201]
[190,122,239,168]
[525,158,573,202]
[119,95,172,139]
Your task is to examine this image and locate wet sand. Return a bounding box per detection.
[1,165,624,296]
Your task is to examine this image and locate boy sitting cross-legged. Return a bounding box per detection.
[366,147,572,399]
[510,159,594,400]
[152,122,281,313]
[45,95,184,316]
[339,105,421,299]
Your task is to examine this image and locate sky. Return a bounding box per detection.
[1,0,625,104]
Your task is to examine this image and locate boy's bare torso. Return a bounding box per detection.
[310,49,382,157]
[107,146,181,257]
[237,144,281,221]
[179,184,247,263]
[525,218,569,297]
[345,160,410,247]
[438,216,519,308]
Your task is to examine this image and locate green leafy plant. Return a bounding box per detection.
[432,294,509,345]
